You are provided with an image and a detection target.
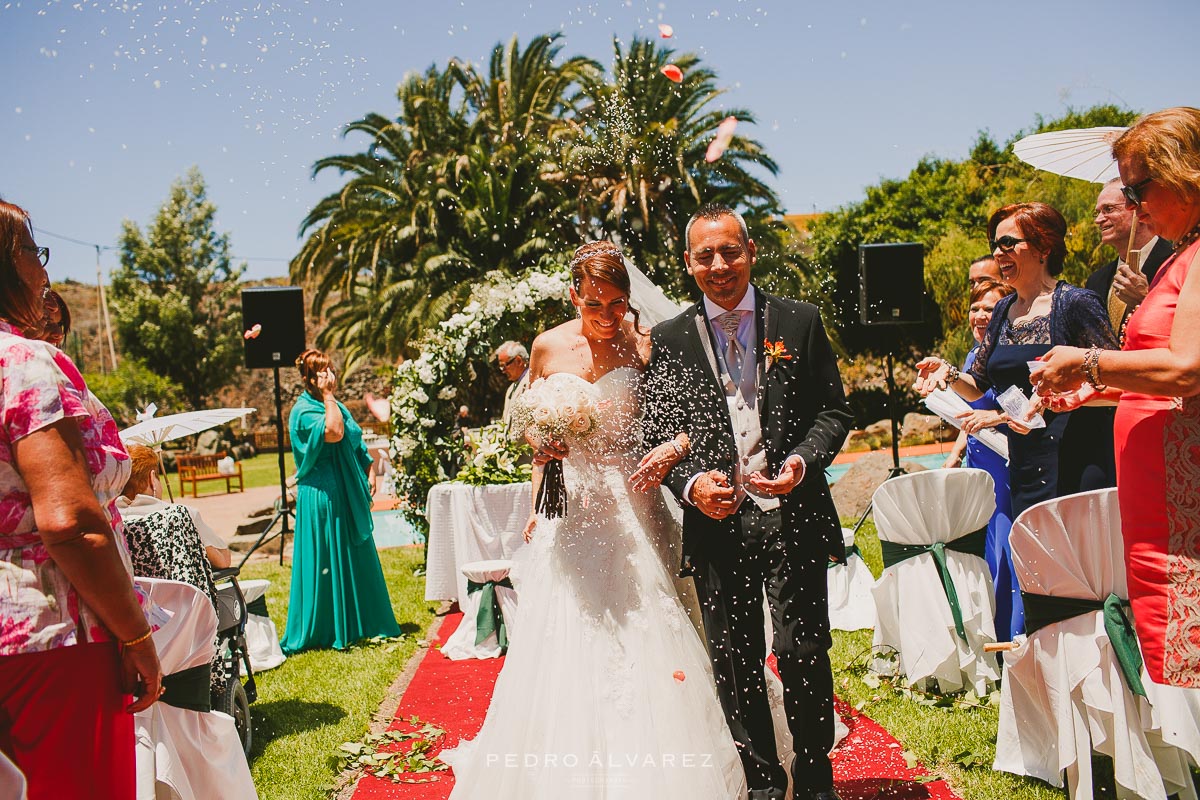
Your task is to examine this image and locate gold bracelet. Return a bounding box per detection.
[121,628,154,648]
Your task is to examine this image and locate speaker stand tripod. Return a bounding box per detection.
[851,349,908,537]
[237,364,293,566]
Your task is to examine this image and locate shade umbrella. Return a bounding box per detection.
[1012,126,1126,184]
[120,407,256,501]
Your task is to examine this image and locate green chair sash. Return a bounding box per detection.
[161,663,213,712]
[880,527,987,641]
[467,577,514,651]
[1021,591,1146,698]
[827,543,861,569]
[245,594,269,618]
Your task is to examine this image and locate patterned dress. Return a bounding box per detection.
[0,320,132,655]
[1115,238,1200,686]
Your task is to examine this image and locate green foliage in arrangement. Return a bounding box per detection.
[110,167,246,408]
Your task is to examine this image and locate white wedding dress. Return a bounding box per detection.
[441,367,748,798]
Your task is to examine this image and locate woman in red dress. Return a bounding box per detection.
[1034,106,1200,687]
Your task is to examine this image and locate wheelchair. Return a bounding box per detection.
[211,567,258,755]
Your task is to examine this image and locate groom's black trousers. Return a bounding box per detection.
[690,502,835,796]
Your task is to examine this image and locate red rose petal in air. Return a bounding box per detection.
[658,24,674,38]
[660,64,683,83]
[705,116,739,163]
[673,670,686,683]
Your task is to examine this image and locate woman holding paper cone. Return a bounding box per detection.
[944,277,1024,638]
[914,202,1118,521]
[1033,107,1200,686]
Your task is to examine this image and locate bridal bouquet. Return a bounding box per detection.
[511,378,602,517]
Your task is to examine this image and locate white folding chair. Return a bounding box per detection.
[995,488,1200,800]
[870,468,1000,695]
[828,526,875,631]
[133,578,258,800]
[441,559,519,660]
[238,578,286,672]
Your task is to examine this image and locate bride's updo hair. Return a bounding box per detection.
[569,241,645,333]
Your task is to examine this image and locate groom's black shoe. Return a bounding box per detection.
[746,790,785,800]
[810,790,843,800]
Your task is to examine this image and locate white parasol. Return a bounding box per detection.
[120,407,257,448]
[120,407,256,502]
[1011,126,1126,184]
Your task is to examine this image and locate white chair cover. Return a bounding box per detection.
[133,578,258,800]
[441,559,519,661]
[870,468,1000,694]
[424,482,532,603]
[0,750,26,800]
[828,526,875,631]
[238,579,286,672]
[995,488,1200,800]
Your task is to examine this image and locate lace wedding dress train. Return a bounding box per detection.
[441,368,748,798]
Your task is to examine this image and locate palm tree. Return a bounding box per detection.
[546,36,783,297]
[291,35,593,369]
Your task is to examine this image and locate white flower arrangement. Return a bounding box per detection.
[388,265,573,524]
[511,377,601,444]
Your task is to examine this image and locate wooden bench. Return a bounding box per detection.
[176,451,245,497]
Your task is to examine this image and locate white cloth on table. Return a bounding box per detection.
[237,578,286,672]
[424,482,531,603]
[441,560,519,660]
[870,468,1000,695]
[828,526,875,632]
[995,488,1200,800]
[133,577,257,800]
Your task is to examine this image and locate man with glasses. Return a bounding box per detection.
[1085,178,1173,337]
[494,340,529,435]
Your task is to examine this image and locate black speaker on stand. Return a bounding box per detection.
[853,243,925,536]
[239,286,306,566]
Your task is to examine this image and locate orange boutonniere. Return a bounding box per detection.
[763,339,792,372]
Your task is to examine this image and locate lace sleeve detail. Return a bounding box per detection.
[967,294,1013,391]
[1055,283,1120,350]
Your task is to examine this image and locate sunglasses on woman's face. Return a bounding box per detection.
[989,235,1026,253]
[1121,177,1154,207]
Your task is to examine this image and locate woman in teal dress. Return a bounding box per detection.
[280,348,400,654]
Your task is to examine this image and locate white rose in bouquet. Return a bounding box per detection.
[569,412,591,435]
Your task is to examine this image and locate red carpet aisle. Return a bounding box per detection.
[351,614,962,800]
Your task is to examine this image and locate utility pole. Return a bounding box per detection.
[96,245,118,371]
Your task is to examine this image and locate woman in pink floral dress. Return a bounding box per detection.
[0,201,162,799]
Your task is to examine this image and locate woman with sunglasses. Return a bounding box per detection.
[914,202,1119,531]
[1033,107,1200,687]
[0,201,163,798]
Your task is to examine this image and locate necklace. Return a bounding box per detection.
[1174,223,1200,255]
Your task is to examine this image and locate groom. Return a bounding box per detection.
[644,203,851,800]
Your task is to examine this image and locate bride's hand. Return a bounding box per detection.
[630,441,679,492]
[531,437,569,465]
[522,514,536,543]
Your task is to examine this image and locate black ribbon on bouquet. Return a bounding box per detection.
[536,459,566,518]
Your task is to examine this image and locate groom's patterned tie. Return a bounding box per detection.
[716,310,746,376]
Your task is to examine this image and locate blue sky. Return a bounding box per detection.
[2,0,1197,282]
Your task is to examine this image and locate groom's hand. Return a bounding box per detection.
[748,455,806,496]
[690,471,737,519]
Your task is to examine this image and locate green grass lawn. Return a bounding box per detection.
[239,546,437,800]
[239,451,297,491]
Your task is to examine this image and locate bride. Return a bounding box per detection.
[441,241,749,798]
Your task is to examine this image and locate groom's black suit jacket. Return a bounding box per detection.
[644,286,852,570]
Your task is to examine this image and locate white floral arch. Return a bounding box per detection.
[389,266,572,521]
